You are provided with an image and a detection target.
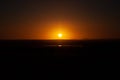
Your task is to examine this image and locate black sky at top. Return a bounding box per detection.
[0,0,120,39]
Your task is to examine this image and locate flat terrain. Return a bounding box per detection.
[0,40,120,64]
[1,40,120,78]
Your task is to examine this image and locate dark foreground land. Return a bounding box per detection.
[0,40,120,77]
[0,40,120,63]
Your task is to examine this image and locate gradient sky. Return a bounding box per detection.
[0,0,120,39]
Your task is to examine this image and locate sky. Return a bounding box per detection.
[0,0,120,39]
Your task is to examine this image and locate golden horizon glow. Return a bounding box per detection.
[34,22,84,40]
[58,33,62,38]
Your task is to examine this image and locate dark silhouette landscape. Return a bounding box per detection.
[1,39,120,78]
[1,40,120,64]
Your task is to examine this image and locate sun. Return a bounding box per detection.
[58,33,62,38]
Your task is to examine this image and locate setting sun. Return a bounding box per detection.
[45,23,77,40]
[58,33,62,38]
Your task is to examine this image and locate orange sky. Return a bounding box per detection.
[0,0,119,40]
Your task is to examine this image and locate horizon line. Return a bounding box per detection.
[0,38,120,41]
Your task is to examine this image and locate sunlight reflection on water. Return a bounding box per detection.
[45,45,83,48]
[58,45,62,47]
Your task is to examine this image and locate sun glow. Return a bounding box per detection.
[58,33,62,38]
[43,22,78,40]
[48,28,73,40]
